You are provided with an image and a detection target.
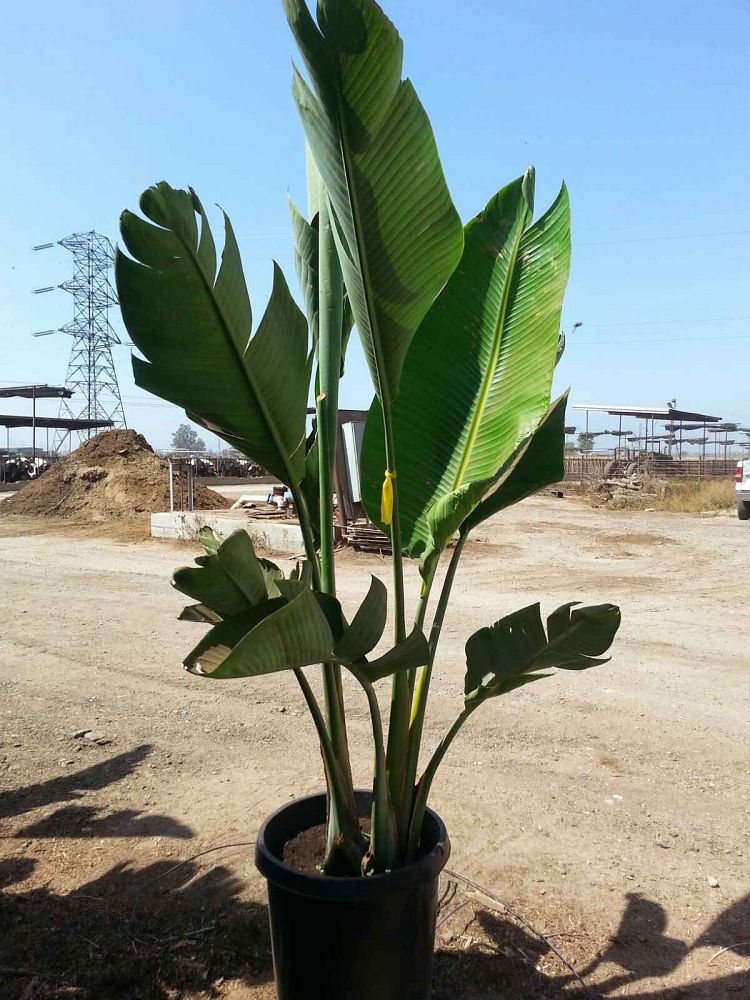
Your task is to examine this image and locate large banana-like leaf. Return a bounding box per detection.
[186,588,336,678]
[332,576,387,662]
[464,601,621,705]
[461,391,568,533]
[283,0,463,402]
[361,171,571,572]
[116,183,309,487]
[359,626,430,683]
[414,392,568,579]
[173,529,281,614]
[174,529,427,681]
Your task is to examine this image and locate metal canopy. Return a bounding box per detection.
[0,414,113,431]
[0,384,73,400]
[573,403,721,423]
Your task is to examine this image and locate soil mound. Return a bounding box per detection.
[1,429,230,520]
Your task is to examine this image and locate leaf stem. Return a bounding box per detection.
[401,533,467,840]
[406,702,478,862]
[349,667,398,872]
[293,667,362,871]
[314,198,359,866]
[316,199,343,597]
[382,403,410,831]
[292,487,321,588]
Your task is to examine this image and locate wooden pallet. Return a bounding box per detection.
[344,522,392,555]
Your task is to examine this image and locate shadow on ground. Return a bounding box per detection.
[583,889,749,998]
[0,744,193,839]
[2,851,747,1000]
[1,751,746,1000]
[434,887,749,999]
[0,853,271,1000]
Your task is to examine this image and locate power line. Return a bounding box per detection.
[575,333,750,346]
[578,227,750,247]
[234,232,290,240]
[584,315,750,329]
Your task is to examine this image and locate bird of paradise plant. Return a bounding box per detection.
[115,0,620,877]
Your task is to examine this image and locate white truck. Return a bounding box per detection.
[736,459,750,520]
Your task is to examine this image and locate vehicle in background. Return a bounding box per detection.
[736,459,750,520]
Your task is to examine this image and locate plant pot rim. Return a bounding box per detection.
[255,790,450,901]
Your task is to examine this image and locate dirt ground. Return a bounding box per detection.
[1,497,748,999]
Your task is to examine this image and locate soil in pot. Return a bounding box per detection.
[282,817,372,874]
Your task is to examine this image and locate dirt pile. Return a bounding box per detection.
[1,429,230,520]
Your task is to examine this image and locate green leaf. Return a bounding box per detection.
[173,558,249,618]
[357,625,429,682]
[275,579,307,601]
[333,576,387,662]
[313,590,347,642]
[305,140,322,219]
[289,198,356,377]
[258,557,284,595]
[284,0,463,402]
[116,182,309,486]
[173,530,281,616]
[542,602,622,664]
[216,530,270,606]
[361,172,571,571]
[462,391,568,533]
[464,601,621,705]
[184,599,287,674]
[289,198,320,348]
[186,588,335,679]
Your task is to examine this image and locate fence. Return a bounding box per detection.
[564,454,738,481]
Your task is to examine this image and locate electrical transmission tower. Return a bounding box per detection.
[33,231,126,449]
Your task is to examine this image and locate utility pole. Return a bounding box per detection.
[33,232,126,450]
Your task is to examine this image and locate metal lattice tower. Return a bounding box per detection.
[33,231,126,450]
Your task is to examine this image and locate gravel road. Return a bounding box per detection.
[1,497,748,998]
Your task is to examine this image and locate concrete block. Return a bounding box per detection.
[150,510,305,554]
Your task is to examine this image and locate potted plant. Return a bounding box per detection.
[115,1,621,996]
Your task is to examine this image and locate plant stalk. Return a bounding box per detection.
[390,565,438,850]
[401,534,467,843]
[349,667,398,872]
[315,198,359,866]
[406,702,479,862]
[382,405,410,829]
[316,198,342,598]
[293,668,362,871]
[292,486,321,589]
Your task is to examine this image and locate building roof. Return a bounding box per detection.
[0,384,73,400]
[572,404,721,423]
[0,414,113,431]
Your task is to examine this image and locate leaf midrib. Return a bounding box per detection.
[328,57,393,412]
[451,211,529,491]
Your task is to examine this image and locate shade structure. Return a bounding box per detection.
[0,384,72,400]
[0,414,113,431]
[573,404,721,423]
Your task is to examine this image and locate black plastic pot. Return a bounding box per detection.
[255,790,450,1000]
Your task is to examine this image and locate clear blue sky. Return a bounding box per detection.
[2,0,749,450]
